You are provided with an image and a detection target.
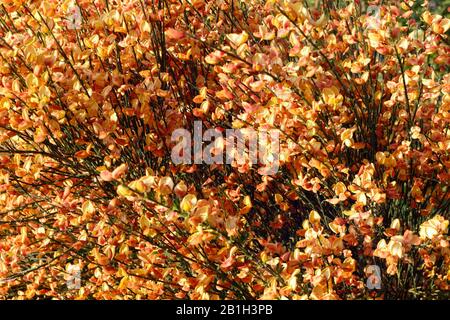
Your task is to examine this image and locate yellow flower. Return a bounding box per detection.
[419,215,449,240]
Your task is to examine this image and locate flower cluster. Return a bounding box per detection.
[0,0,448,299]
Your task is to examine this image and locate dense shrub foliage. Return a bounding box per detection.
[0,0,449,299]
